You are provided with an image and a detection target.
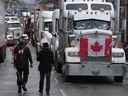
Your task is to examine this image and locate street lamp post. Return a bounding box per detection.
[116,0,120,33]
[107,0,120,34]
[124,0,128,42]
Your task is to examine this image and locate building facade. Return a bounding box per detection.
[107,0,128,43]
[120,0,128,42]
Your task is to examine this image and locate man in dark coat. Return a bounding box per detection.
[14,39,33,93]
[37,42,54,96]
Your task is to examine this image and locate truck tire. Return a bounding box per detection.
[63,73,70,82]
[3,47,6,61]
[55,63,62,73]
[64,76,69,82]
[114,76,123,83]
[0,47,6,63]
[55,52,63,73]
[0,53,3,63]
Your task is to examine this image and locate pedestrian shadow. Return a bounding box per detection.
[17,93,22,96]
[17,92,30,96]
[17,92,43,96]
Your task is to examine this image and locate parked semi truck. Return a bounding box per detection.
[52,0,126,82]
[0,0,6,63]
[0,36,6,63]
[36,11,53,52]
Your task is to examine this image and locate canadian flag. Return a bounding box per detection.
[80,35,112,62]
[105,36,112,61]
[80,35,88,60]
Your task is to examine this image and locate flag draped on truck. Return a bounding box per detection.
[80,34,112,63]
[105,36,112,61]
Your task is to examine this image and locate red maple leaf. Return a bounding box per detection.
[91,41,103,52]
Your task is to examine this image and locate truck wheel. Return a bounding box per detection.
[3,47,6,61]
[0,47,6,63]
[63,74,70,82]
[0,53,2,63]
[64,76,69,82]
[55,57,63,73]
[114,76,123,83]
[55,63,62,73]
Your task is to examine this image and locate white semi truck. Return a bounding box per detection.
[36,11,53,51]
[0,0,6,63]
[52,0,126,82]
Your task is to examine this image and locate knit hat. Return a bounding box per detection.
[43,42,49,48]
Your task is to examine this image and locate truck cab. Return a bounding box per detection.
[5,15,19,23]
[0,35,6,63]
[36,11,53,52]
[6,19,22,46]
[112,35,126,64]
[112,48,126,64]
[38,11,53,41]
[7,20,21,32]
[52,0,126,82]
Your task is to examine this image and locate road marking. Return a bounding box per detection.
[60,89,67,96]
[54,73,67,96]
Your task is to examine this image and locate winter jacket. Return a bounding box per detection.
[14,45,33,71]
[37,47,54,73]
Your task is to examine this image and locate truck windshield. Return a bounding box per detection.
[73,19,110,30]
[43,22,52,32]
[91,4,112,11]
[8,23,21,28]
[66,4,88,10]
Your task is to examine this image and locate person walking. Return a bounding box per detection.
[13,38,33,93]
[37,42,54,96]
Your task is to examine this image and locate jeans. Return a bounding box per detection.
[39,72,51,94]
[17,69,29,88]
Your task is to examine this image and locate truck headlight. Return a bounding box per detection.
[112,53,124,57]
[68,52,79,57]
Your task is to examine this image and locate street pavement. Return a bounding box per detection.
[1,46,128,96]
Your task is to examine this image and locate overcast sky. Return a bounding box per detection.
[22,0,39,4]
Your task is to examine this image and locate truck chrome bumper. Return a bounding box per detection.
[63,63,125,76]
